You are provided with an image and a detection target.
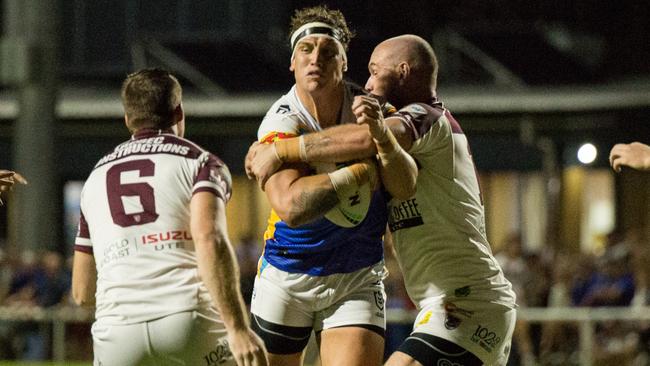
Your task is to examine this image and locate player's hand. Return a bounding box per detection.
[245,142,282,190]
[245,141,260,180]
[227,328,269,366]
[0,170,27,205]
[609,142,650,172]
[352,95,388,143]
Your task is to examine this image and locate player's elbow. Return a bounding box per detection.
[270,193,307,228]
[391,183,417,200]
[275,208,307,228]
[386,179,416,200]
[72,288,95,307]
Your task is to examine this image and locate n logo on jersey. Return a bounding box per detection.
[276,104,290,114]
[348,193,361,206]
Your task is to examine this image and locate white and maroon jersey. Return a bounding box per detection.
[388,100,516,309]
[75,128,232,325]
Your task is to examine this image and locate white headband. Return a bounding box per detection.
[290,22,347,66]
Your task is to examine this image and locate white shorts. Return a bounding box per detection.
[408,299,516,366]
[250,261,386,353]
[92,309,233,366]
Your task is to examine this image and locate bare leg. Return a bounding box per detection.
[267,352,303,366]
[319,326,384,366]
[384,351,424,366]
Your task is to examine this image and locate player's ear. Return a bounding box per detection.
[174,104,184,123]
[290,58,295,72]
[398,62,410,80]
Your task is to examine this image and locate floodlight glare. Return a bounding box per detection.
[577,143,597,164]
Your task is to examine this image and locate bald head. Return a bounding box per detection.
[376,35,438,89]
[365,35,438,108]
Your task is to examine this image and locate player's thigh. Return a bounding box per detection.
[317,265,386,366]
[147,310,234,366]
[92,321,149,366]
[317,262,386,332]
[266,352,304,366]
[319,325,385,366]
[250,265,315,356]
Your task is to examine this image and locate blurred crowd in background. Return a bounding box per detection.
[0,227,649,365]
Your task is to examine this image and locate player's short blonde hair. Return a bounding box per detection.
[289,5,354,51]
[121,68,182,131]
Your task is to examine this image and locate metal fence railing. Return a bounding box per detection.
[2,305,650,365]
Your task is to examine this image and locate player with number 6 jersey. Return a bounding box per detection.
[71,68,267,366]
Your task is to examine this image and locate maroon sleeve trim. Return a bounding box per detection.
[74,245,93,254]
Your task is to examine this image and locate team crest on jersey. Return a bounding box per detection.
[373,290,385,311]
[444,314,462,330]
[402,104,427,117]
[276,104,291,114]
[209,168,229,199]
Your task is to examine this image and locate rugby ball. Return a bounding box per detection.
[316,162,372,228]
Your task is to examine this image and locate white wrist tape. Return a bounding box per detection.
[328,167,356,193]
[299,135,307,162]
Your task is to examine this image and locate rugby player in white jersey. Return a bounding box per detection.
[246,35,517,366]
[71,68,267,366]
[248,6,416,366]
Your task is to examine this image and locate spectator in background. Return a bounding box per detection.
[630,231,650,307]
[576,238,635,307]
[540,253,581,364]
[610,142,650,172]
[573,233,638,366]
[3,250,70,360]
[6,251,70,308]
[569,254,598,306]
[495,233,536,366]
[627,229,650,365]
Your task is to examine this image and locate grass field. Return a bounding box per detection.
[0,363,90,366]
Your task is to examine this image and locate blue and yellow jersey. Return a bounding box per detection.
[256,82,387,276]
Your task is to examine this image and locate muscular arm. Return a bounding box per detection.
[264,163,340,227]
[375,117,417,199]
[247,122,414,191]
[305,118,417,200]
[302,124,377,162]
[71,251,97,307]
[191,192,249,331]
[191,192,267,365]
